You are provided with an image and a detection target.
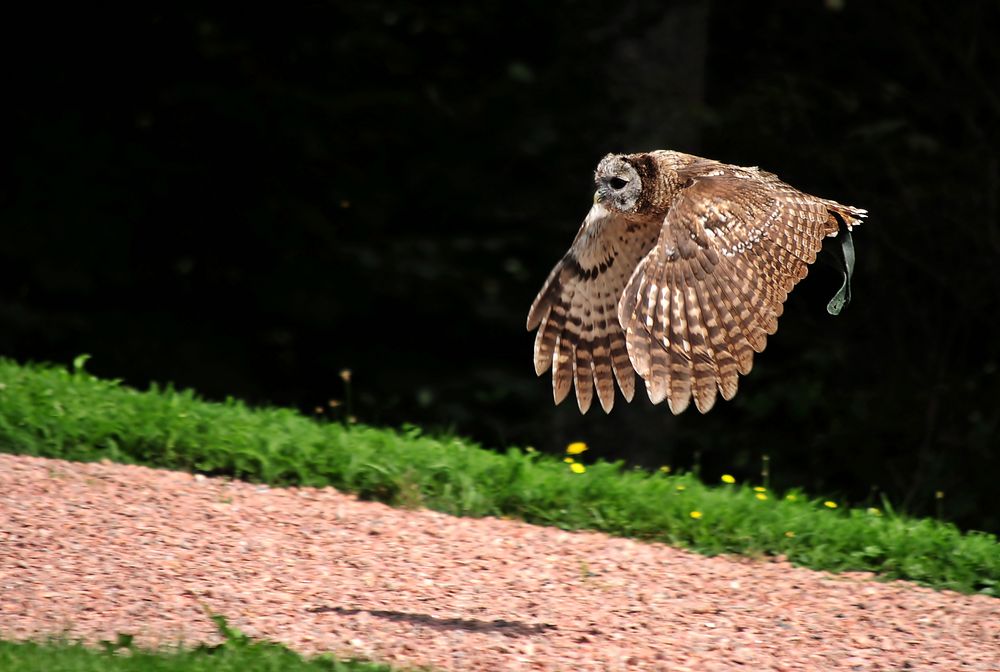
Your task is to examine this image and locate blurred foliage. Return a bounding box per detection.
[2,1,998,530]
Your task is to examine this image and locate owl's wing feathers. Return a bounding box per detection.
[527,206,660,413]
[617,173,865,414]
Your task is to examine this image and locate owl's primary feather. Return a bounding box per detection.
[527,150,866,414]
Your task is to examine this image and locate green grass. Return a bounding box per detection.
[0,356,997,596]
[0,616,400,672]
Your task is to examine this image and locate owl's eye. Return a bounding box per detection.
[608,177,629,190]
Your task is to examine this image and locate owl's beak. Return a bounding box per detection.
[593,190,603,204]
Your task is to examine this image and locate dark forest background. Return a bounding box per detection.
[3,1,999,531]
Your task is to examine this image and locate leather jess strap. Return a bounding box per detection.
[826,226,855,316]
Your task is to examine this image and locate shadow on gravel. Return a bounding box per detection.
[306,605,557,636]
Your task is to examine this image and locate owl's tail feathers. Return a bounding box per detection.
[825,202,868,234]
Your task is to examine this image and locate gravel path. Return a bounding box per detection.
[1,454,997,671]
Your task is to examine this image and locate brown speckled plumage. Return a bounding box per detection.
[527,150,867,414]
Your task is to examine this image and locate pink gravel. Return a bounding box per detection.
[0,453,997,671]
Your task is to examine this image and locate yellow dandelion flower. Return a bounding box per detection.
[659,465,671,474]
[570,462,586,474]
[754,486,767,492]
[563,457,575,463]
[785,530,796,538]
[755,492,768,501]
[721,474,735,484]
[566,442,588,455]
[689,510,703,519]
[676,484,686,491]
[824,500,838,509]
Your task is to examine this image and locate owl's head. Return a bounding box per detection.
[594,153,644,212]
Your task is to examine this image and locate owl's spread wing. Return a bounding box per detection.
[527,205,660,413]
[617,174,866,414]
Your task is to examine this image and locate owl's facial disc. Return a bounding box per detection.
[594,155,642,212]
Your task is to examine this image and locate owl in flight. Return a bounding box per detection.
[527,150,866,414]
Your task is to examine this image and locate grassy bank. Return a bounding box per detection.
[0,357,997,595]
[0,617,397,672]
